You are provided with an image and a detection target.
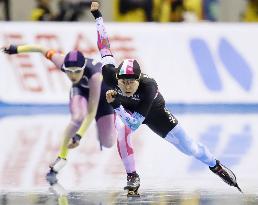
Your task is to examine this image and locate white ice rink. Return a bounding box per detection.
[0,113,257,204]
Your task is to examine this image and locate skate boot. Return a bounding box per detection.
[46,157,67,185]
[124,172,140,197]
[210,160,242,193]
[46,169,58,185]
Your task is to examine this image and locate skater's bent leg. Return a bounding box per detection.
[58,95,88,159]
[115,116,136,173]
[165,124,216,167]
[96,114,116,148]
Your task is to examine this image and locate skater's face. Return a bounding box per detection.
[65,67,84,83]
[118,79,139,97]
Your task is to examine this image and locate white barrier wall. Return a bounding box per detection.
[0,22,258,104]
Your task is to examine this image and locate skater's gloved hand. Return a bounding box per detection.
[106,90,121,108]
[68,134,81,149]
[106,90,116,103]
[1,45,18,54]
[90,1,102,19]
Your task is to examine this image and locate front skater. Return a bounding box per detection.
[87,1,242,196]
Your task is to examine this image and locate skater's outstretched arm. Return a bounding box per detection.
[2,44,65,68]
[91,1,112,59]
[2,44,48,55]
[91,1,117,87]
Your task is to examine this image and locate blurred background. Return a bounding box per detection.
[0,0,258,22]
[0,0,258,204]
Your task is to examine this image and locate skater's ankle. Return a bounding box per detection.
[209,160,220,169]
[57,156,66,160]
[127,171,137,176]
[50,168,58,174]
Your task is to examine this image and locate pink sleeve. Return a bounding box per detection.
[95,17,113,58]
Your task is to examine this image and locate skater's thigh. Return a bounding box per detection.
[69,87,88,122]
[96,114,116,148]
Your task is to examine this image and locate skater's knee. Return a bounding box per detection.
[71,113,85,126]
[99,134,116,148]
[101,141,114,148]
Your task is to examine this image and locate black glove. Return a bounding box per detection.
[91,9,102,19]
[3,45,18,54]
[72,134,82,144]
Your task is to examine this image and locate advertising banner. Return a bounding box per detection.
[0,22,258,104]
